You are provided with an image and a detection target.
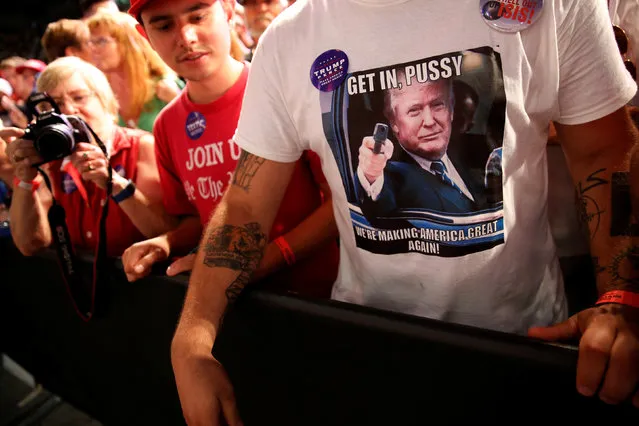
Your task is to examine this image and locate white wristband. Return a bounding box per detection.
[17,180,34,190]
[13,177,40,192]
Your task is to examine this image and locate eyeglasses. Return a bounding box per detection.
[50,91,95,110]
[613,25,637,81]
[89,36,116,49]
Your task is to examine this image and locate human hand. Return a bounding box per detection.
[529,304,639,407]
[358,136,393,185]
[70,143,112,190]
[1,96,28,129]
[3,127,41,182]
[121,236,170,282]
[172,343,243,426]
[167,253,196,277]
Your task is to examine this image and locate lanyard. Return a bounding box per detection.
[38,124,113,322]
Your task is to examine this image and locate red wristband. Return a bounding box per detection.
[596,290,639,309]
[274,236,296,266]
[13,177,40,192]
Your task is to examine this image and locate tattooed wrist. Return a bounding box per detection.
[202,222,267,304]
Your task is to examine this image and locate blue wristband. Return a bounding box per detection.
[111,179,136,203]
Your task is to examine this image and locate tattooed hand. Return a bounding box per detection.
[529,305,639,407]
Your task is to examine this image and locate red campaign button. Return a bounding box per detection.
[480,0,544,33]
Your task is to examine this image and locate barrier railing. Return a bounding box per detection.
[1,237,637,425]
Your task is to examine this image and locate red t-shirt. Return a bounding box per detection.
[48,127,146,257]
[154,64,338,296]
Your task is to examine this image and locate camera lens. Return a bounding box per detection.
[34,124,75,162]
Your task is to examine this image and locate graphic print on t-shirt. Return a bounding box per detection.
[322,47,506,257]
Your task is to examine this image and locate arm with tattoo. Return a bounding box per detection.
[529,110,639,407]
[172,150,296,355]
[575,165,639,295]
[202,222,267,305]
[566,111,639,295]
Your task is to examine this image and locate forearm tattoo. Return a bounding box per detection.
[608,246,639,290]
[610,172,639,236]
[575,168,608,240]
[202,222,267,304]
[580,169,639,291]
[232,151,265,193]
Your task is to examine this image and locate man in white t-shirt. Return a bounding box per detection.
[172,1,639,423]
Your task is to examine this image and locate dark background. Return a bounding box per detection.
[0,0,130,61]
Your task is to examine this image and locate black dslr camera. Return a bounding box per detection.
[23,92,93,165]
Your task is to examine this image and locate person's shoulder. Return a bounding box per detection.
[552,0,601,28]
[119,125,149,139]
[272,0,312,26]
[154,89,187,125]
[137,131,154,148]
[116,126,153,150]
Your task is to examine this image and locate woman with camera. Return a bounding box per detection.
[3,56,176,257]
[86,11,183,132]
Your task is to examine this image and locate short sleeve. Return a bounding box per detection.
[153,117,197,217]
[233,32,304,163]
[556,0,637,125]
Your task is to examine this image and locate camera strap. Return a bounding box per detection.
[37,126,112,322]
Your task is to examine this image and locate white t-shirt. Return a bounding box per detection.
[235,0,637,333]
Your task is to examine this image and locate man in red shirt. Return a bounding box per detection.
[121,0,339,298]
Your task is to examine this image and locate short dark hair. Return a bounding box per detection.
[41,19,90,62]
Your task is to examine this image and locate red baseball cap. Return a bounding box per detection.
[16,59,46,74]
[128,0,157,21]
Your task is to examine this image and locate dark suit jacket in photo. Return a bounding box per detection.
[355,152,488,221]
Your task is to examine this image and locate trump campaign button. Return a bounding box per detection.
[480,0,544,33]
[310,50,349,92]
[185,111,207,140]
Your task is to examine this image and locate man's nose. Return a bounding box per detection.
[421,107,436,127]
[178,24,198,47]
[256,0,270,12]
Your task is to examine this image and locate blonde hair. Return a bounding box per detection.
[37,56,119,119]
[230,29,246,62]
[86,11,176,120]
[41,19,91,62]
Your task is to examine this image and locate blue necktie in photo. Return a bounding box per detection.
[430,160,462,193]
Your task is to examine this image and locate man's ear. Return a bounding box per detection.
[392,124,399,135]
[135,23,149,40]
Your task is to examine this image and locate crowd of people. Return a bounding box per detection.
[1,0,639,424]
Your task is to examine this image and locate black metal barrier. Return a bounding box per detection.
[1,237,638,425]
